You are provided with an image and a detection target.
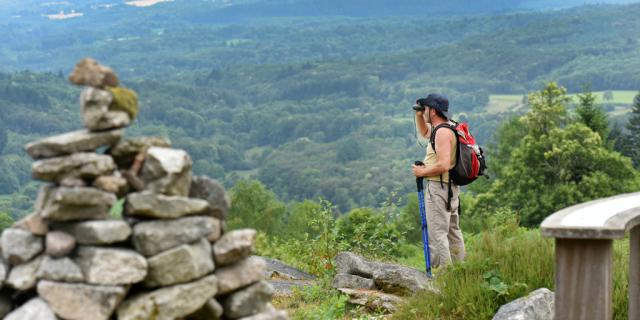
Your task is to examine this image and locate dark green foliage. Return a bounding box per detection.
[576,87,609,140]
[0,212,13,232]
[620,93,640,168]
[335,207,402,258]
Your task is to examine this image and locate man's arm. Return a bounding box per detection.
[412,128,454,177]
[415,111,431,138]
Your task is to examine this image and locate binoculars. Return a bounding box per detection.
[413,98,428,112]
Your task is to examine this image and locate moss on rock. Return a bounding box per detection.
[107,87,139,119]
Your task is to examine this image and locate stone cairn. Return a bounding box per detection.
[0,58,288,320]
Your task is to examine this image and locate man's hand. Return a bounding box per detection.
[412,164,427,177]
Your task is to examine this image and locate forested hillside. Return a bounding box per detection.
[1,2,639,217]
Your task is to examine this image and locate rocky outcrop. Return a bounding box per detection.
[492,288,554,320]
[332,251,436,313]
[1,59,287,320]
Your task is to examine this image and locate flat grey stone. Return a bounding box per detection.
[38,280,126,320]
[45,231,76,258]
[75,246,147,285]
[41,187,116,221]
[80,87,130,131]
[5,298,57,320]
[186,298,223,320]
[144,238,214,288]
[25,129,123,160]
[108,136,171,168]
[338,288,402,314]
[140,147,192,196]
[117,274,218,320]
[334,251,374,278]
[213,229,256,266]
[492,288,554,320]
[125,191,210,219]
[7,255,44,290]
[223,280,274,319]
[36,256,84,282]
[133,216,217,256]
[332,273,376,290]
[190,176,230,219]
[32,153,115,183]
[2,228,43,265]
[260,256,316,281]
[216,256,266,295]
[52,220,131,245]
[268,280,315,296]
[93,174,128,195]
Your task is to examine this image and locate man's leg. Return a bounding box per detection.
[447,187,465,263]
[425,181,452,268]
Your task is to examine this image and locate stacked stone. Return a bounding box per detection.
[0,59,288,320]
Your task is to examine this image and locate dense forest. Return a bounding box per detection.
[1,2,640,217]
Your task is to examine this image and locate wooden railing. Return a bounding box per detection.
[541,192,640,320]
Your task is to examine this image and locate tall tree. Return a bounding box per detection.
[621,92,640,168]
[576,87,609,140]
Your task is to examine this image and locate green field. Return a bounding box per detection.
[487,90,637,114]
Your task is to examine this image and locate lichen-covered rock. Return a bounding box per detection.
[38,280,126,320]
[216,256,266,295]
[25,129,123,160]
[125,191,210,219]
[132,216,217,256]
[32,153,116,183]
[223,280,274,319]
[107,87,138,119]
[1,228,43,265]
[372,264,433,296]
[6,255,44,290]
[45,231,76,258]
[75,247,147,285]
[189,176,231,220]
[213,229,256,266]
[332,273,376,290]
[52,220,131,245]
[337,288,402,314]
[140,147,192,196]
[4,298,58,320]
[80,87,130,131]
[144,238,214,288]
[14,212,49,236]
[68,58,119,88]
[492,288,554,320]
[187,298,223,320]
[117,274,218,320]
[108,136,171,168]
[41,187,117,221]
[36,256,84,282]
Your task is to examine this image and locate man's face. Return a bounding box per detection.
[424,107,433,124]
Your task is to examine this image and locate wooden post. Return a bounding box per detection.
[555,238,613,320]
[630,226,640,319]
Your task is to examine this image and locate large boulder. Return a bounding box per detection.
[1,228,43,265]
[36,256,84,282]
[4,298,58,320]
[52,220,131,245]
[372,264,433,296]
[132,216,217,256]
[25,129,123,160]
[334,252,374,278]
[144,238,214,287]
[69,58,119,88]
[492,288,554,320]
[108,136,171,168]
[117,274,218,320]
[74,247,147,285]
[189,176,230,220]
[213,229,256,266]
[139,147,192,196]
[41,187,117,221]
[6,255,44,290]
[332,273,375,290]
[223,280,274,319]
[337,288,402,314]
[37,280,126,320]
[32,153,115,183]
[80,87,131,131]
[125,191,210,219]
[216,256,267,295]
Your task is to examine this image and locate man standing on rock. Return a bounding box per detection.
[411,94,465,268]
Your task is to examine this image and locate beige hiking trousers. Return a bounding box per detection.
[424,180,465,268]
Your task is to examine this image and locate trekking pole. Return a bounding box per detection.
[415,161,432,278]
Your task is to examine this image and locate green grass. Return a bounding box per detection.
[487,90,637,114]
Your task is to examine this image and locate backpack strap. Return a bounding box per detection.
[429,122,457,211]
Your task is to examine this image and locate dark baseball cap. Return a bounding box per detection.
[419,93,450,119]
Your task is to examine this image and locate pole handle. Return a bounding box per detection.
[415,161,425,191]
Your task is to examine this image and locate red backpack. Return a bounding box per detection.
[430,121,488,208]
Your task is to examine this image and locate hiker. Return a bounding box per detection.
[411,94,465,268]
